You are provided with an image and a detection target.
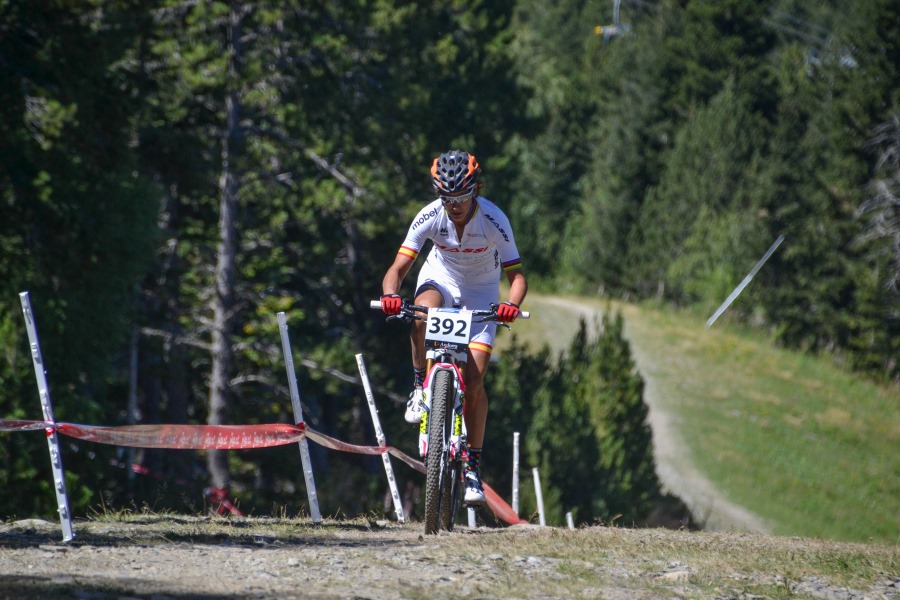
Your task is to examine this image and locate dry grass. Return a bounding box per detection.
[2,514,896,599]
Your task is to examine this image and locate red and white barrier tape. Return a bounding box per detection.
[0,418,526,526]
[0,418,421,462]
[204,486,244,516]
[484,482,528,525]
[0,420,55,432]
[58,422,307,449]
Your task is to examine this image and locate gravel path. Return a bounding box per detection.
[2,517,896,600]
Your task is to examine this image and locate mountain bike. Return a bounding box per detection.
[371,299,528,534]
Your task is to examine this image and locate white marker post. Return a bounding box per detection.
[19,292,75,542]
[512,432,520,515]
[706,235,785,329]
[532,467,546,527]
[354,353,405,523]
[566,512,575,530]
[277,312,322,523]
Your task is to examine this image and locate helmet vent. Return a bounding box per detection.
[431,150,480,195]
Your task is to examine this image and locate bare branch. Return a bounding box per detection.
[295,357,405,405]
[856,115,900,291]
[245,124,364,197]
[229,373,276,388]
[140,327,212,352]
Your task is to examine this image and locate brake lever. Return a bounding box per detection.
[476,315,510,330]
[386,312,423,323]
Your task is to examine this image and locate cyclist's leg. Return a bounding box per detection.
[457,285,497,504]
[409,286,442,368]
[462,347,491,448]
[463,350,491,504]
[459,283,499,448]
[410,273,453,369]
[405,268,456,423]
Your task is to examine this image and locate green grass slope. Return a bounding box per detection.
[497,293,899,544]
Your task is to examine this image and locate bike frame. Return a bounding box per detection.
[418,350,466,460]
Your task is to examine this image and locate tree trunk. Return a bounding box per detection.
[207,1,242,491]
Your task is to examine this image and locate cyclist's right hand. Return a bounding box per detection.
[380,293,402,316]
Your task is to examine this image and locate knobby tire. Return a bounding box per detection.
[424,369,454,535]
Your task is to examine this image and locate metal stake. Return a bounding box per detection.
[19,292,75,542]
[512,432,520,514]
[355,353,405,523]
[532,467,546,527]
[277,312,322,523]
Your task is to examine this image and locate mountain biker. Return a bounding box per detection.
[380,150,528,504]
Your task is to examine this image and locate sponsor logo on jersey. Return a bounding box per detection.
[484,214,509,242]
[435,243,488,254]
[412,207,441,231]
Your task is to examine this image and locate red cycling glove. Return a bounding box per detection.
[496,301,520,323]
[380,294,402,316]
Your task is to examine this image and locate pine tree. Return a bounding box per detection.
[524,322,602,524]
[588,311,660,522]
[0,1,158,517]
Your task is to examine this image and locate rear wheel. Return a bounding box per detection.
[424,369,454,535]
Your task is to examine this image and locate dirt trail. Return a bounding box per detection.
[3,516,894,600]
[533,296,770,534]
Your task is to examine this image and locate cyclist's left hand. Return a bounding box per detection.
[497,301,520,323]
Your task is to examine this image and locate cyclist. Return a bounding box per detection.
[380,149,528,504]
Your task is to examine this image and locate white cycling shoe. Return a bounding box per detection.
[464,470,486,505]
[405,388,425,424]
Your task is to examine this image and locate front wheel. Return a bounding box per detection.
[441,461,462,531]
[424,369,454,535]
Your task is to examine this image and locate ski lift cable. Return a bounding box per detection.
[762,17,830,48]
[768,8,832,37]
[598,1,833,51]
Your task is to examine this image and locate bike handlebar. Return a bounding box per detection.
[369,299,530,320]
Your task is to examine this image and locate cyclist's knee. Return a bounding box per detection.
[465,370,486,391]
[414,286,444,307]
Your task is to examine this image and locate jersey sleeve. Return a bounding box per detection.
[397,203,441,260]
[485,206,523,273]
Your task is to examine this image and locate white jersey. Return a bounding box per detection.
[398,197,523,286]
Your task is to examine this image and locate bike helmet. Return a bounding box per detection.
[431,150,480,196]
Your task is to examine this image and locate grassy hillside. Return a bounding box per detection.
[496,293,899,544]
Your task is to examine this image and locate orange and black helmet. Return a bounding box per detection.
[431,150,480,196]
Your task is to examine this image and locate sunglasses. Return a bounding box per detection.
[439,192,475,206]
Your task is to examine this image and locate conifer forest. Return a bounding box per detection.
[1,0,897,524]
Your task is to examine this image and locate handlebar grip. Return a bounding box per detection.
[370,300,383,310]
[520,311,530,319]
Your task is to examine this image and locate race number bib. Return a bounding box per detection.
[425,308,472,348]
